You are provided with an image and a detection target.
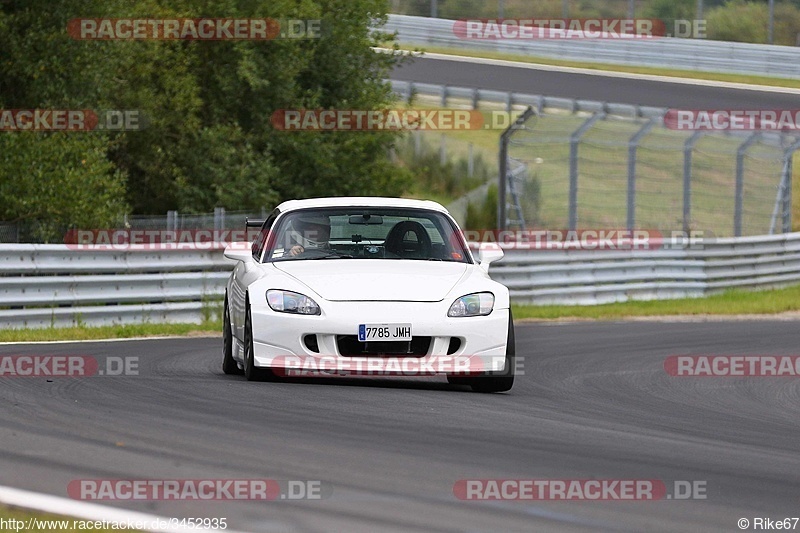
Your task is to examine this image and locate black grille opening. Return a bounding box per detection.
[337,335,431,356]
[447,337,462,355]
[303,334,320,353]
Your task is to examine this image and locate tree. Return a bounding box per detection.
[0,0,410,231]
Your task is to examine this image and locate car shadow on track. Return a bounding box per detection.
[218,372,482,393]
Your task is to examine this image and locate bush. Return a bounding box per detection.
[465,183,498,230]
[706,0,768,43]
[395,133,492,198]
[0,133,128,242]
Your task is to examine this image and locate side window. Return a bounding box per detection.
[252,210,279,262]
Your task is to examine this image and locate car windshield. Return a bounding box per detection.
[262,207,471,263]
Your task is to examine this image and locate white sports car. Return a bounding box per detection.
[222,197,514,393]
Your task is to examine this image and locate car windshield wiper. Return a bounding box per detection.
[305,251,354,259]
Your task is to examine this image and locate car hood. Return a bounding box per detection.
[272,260,469,302]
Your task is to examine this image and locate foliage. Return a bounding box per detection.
[395,133,489,199]
[465,183,498,230]
[705,0,768,43]
[0,133,127,241]
[0,0,409,232]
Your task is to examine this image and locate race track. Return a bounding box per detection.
[391,55,800,108]
[2,321,799,532]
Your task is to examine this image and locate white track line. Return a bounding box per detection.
[379,47,800,95]
[0,485,249,532]
[0,334,219,346]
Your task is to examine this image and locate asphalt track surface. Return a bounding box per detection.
[391,55,800,109]
[2,321,800,532]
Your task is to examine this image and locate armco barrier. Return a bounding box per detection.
[385,14,800,79]
[2,233,800,328]
[492,232,800,305]
[0,244,231,329]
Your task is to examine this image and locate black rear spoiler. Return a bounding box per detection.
[245,218,265,228]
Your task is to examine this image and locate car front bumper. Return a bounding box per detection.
[247,300,510,375]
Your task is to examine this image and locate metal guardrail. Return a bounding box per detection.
[491,232,800,305]
[386,14,800,79]
[0,245,231,329]
[389,79,667,118]
[1,234,800,328]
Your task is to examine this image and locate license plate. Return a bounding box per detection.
[358,323,412,342]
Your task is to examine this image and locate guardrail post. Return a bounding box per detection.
[498,107,536,232]
[569,113,605,231]
[627,119,656,231]
[734,132,760,236]
[440,85,447,107]
[683,132,704,233]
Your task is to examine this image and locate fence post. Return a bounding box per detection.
[468,143,474,177]
[781,139,800,233]
[683,131,704,233]
[167,210,178,232]
[734,132,760,236]
[498,106,536,232]
[569,113,605,231]
[784,155,793,233]
[214,207,225,232]
[627,119,656,231]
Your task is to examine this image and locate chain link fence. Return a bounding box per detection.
[501,109,798,237]
[0,208,267,244]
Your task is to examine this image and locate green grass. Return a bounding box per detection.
[0,320,221,343]
[398,96,800,235]
[512,283,800,320]
[399,44,800,89]
[0,504,141,532]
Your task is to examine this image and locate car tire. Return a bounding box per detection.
[222,296,242,375]
[243,298,275,382]
[467,311,515,393]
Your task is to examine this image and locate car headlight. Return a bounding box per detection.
[448,292,494,317]
[266,290,321,315]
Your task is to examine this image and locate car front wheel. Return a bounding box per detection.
[466,311,515,393]
[243,299,275,382]
[222,296,242,375]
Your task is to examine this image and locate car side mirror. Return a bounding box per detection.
[224,243,254,263]
[477,242,503,272]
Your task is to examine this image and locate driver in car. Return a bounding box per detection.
[287,214,331,256]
